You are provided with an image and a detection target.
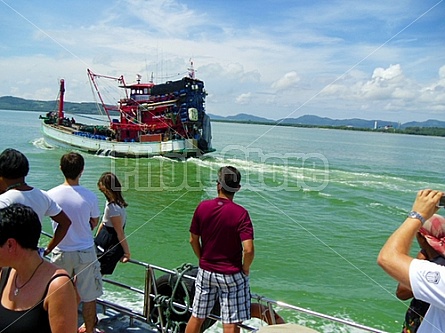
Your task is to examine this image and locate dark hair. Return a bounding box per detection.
[0,148,29,179]
[60,152,84,180]
[98,172,128,207]
[217,166,241,194]
[0,203,41,249]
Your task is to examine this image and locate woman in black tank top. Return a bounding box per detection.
[0,204,78,333]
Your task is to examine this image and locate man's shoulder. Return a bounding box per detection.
[0,188,54,211]
[76,185,97,196]
[0,187,46,199]
[48,184,96,196]
[47,184,64,194]
[0,191,13,207]
[197,197,219,207]
[197,198,248,214]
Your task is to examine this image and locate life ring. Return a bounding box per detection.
[151,265,219,332]
[251,302,285,325]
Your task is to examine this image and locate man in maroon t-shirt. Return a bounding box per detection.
[185,166,254,333]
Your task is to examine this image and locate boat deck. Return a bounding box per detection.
[77,267,389,333]
[35,231,386,333]
[90,307,320,333]
[91,304,158,333]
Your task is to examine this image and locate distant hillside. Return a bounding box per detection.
[226,113,272,123]
[402,119,445,128]
[209,113,445,129]
[2,95,445,129]
[0,96,99,114]
[209,113,272,123]
[277,115,397,128]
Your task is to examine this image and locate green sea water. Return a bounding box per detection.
[2,110,445,332]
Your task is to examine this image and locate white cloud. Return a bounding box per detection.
[271,72,300,91]
[323,64,408,101]
[235,92,252,105]
[371,64,403,82]
[318,63,445,116]
[440,65,445,80]
[1,0,445,121]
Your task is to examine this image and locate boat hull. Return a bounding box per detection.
[41,122,212,159]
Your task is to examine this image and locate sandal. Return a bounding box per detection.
[77,317,100,333]
[77,325,87,333]
[77,328,105,333]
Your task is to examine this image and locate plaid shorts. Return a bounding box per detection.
[192,268,251,323]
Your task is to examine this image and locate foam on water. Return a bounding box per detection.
[32,137,54,150]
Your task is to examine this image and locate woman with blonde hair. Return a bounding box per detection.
[94,172,130,275]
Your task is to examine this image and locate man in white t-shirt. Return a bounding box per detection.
[378,189,445,333]
[0,148,71,255]
[47,152,103,333]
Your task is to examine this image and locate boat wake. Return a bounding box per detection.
[32,137,54,150]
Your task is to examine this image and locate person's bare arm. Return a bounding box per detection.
[45,273,78,333]
[110,215,130,262]
[45,211,71,255]
[378,189,441,286]
[189,233,201,259]
[395,250,427,300]
[242,239,254,276]
[95,219,104,236]
[89,217,99,230]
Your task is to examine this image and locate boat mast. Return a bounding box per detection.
[87,69,112,123]
[58,79,65,125]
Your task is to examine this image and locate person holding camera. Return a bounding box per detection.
[378,189,445,333]
[395,214,445,332]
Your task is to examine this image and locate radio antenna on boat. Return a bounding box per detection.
[188,59,195,79]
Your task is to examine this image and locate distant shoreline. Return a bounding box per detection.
[211,119,445,138]
[2,104,445,138]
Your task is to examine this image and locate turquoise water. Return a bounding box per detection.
[2,110,445,332]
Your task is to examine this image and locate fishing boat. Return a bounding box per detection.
[40,63,215,158]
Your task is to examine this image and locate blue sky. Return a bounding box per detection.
[0,0,444,122]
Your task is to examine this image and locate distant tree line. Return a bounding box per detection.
[396,127,445,137]
[2,95,445,137]
[0,96,100,114]
[0,96,119,116]
[212,119,445,137]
